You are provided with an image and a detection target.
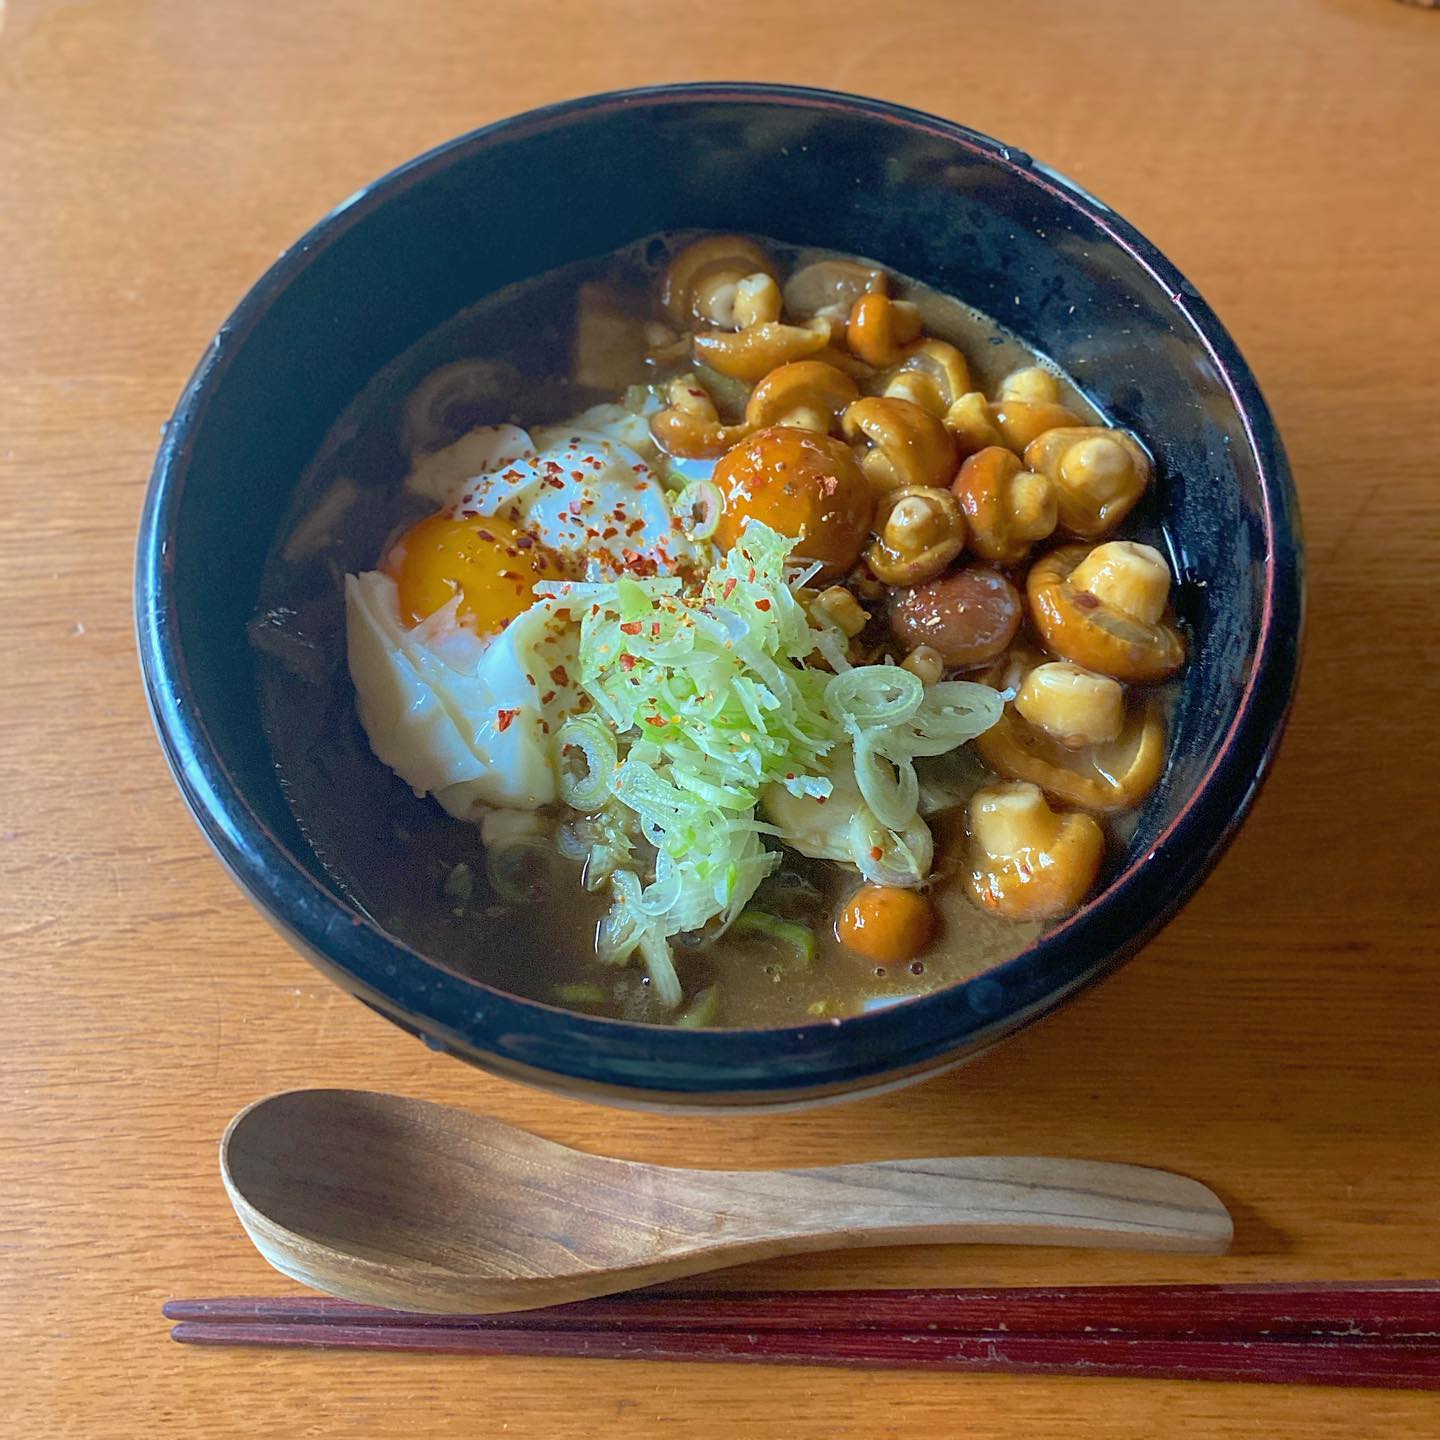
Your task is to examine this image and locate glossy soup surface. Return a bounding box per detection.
[254,234,1176,1028]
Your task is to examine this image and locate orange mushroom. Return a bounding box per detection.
[712,426,874,581]
[1027,542,1186,683]
[951,446,1058,566]
[692,315,833,382]
[649,375,748,459]
[845,291,924,368]
[864,486,967,586]
[991,397,1081,452]
[942,392,1007,458]
[783,258,886,319]
[1024,426,1152,538]
[744,360,858,434]
[841,396,958,493]
[660,235,779,328]
[976,693,1167,813]
[837,884,936,965]
[880,339,973,418]
[965,781,1105,920]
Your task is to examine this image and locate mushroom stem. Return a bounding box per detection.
[1069,541,1171,624]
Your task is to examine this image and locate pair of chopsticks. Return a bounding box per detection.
[166,1282,1440,1388]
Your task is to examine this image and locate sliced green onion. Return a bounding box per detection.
[676,985,721,1028]
[826,666,925,727]
[554,714,617,811]
[675,479,723,541]
[556,522,1002,1004]
[553,981,608,1006]
[485,841,549,904]
[730,909,817,967]
[852,734,920,832]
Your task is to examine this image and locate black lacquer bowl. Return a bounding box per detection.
[136,85,1303,1109]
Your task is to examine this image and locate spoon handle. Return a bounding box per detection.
[667,1156,1231,1256]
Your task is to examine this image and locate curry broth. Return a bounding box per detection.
[255,233,1138,1028]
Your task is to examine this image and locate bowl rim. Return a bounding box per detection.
[136,82,1304,1102]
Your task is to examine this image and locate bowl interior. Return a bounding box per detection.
[142,88,1299,1102]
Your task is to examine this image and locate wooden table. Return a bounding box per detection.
[3,0,1438,1434]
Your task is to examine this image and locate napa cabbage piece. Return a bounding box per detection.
[546,523,1002,1006]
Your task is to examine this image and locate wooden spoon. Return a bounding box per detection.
[221,1089,1232,1315]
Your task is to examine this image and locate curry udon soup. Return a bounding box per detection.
[254,233,1186,1028]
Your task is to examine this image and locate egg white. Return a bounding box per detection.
[345,570,581,816]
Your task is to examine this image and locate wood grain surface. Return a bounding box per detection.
[2,0,1437,1435]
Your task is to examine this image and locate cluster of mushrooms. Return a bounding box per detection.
[645,236,1188,924]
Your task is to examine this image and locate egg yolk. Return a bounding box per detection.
[712,426,874,580]
[386,511,564,634]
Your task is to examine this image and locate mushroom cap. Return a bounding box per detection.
[992,398,1081,452]
[888,566,1023,669]
[942,391,1006,458]
[1024,426,1152,538]
[952,445,1058,566]
[1027,543,1186,683]
[864,486,967,586]
[692,316,832,382]
[783,258,886,318]
[660,235,778,325]
[842,396,959,492]
[881,339,974,418]
[712,426,874,581]
[975,695,1167,812]
[745,360,859,432]
[964,781,1106,920]
[846,291,924,368]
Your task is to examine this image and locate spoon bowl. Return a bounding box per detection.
[222,1090,1233,1314]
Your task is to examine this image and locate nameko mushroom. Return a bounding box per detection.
[965,781,1106,920]
[1026,540,1187,683]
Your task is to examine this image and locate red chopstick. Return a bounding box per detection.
[164,1281,1440,1341]
[167,1320,1440,1388]
[164,1283,1440,1389]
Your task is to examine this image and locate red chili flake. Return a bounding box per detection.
[499,570,517,580]
[570,469,586,482]
[525,674,536,686]
[540,690,557,705]
[644,715,667,728]
[545,476,565,490]
[619,653,637,672]
[632,462,647,473]
[477,529,495,543]
[619,620,643,635]
[496,708,519,733]
[785,772,796,781]
[540,720,550,735]
[747,567,756,582]
[869,846,884,861]
[549,664,570,686]
[722,578,738,599]
[553,608,572,622]
[602,527,619,540]
[754,598,772,612]
[650,621,660,638]
[514,534,534,550]
[590,604,601,616]
[816,796,828,805]
[1074,591,1101,610]
[626,519,645,536]
[502,469,523,482]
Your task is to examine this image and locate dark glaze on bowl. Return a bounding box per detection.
[136,85,1303,1109]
